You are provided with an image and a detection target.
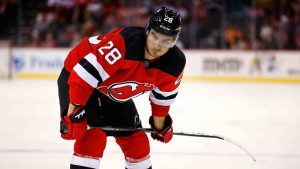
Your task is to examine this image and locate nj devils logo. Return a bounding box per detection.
[98,81,155,102]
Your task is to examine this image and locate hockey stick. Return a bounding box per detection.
[89,126,256,162]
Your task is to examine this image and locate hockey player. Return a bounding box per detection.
[58,6,185,169]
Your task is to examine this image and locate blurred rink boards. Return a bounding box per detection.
[0,48,299,169]
[10,48,300,83]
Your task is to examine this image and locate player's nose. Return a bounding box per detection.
[154,41,163,50]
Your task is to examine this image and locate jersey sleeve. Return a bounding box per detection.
[64,37,94,72]
[67,32,125,105]
[150,70,184,117]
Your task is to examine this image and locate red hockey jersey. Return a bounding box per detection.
[64,27,186,117]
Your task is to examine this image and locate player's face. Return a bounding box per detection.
[145,29,176,60]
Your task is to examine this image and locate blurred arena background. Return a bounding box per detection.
[1,0,300,49]
[0,0,299,81]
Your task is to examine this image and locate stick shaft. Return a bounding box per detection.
[90,126,256,162]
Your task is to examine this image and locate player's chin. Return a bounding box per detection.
[153,52,163,58]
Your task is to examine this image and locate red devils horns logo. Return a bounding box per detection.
[98,81,155,102]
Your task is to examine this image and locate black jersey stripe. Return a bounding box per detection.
[70,164,94,169]
[78,58,103,83]
[151,90,178,100]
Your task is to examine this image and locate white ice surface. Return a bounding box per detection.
[0,79,300,169]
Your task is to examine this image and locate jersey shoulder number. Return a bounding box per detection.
[88,35,123,65]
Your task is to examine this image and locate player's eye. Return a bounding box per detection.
[161,39,173,46]
[151,32,159,40]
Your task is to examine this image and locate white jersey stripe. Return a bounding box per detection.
[150,92,176,106]
[73,64,99,88]
[84,53,110,81]
[153,87,178,97]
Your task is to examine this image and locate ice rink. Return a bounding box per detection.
[0,79,300,169]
